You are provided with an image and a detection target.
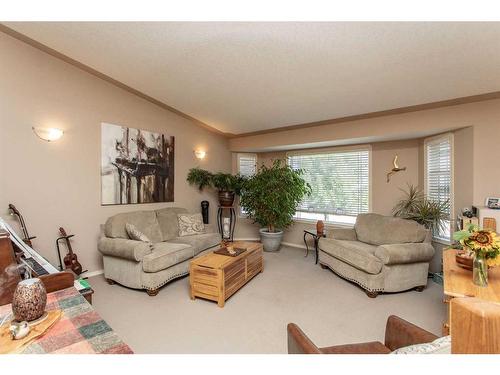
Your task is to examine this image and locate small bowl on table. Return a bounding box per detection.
[455,250,473,271]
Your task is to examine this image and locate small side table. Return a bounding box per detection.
[303,230,325,264]
[217,206,236,242]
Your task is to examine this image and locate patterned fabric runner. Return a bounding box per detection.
[0,287,133,354]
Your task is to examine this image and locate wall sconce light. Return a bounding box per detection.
[32,127,64,142]
[194,149,206,160]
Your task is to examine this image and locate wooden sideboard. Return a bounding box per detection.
[443,249,500,334]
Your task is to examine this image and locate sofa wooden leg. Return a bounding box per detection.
[320,263,328,269]
[365,290,379,298]
[415,285,426,292]
[146,289,159,297]
[106,278,116,285]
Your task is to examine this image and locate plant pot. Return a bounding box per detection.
[259,228,284,252]
[218,191,235,207]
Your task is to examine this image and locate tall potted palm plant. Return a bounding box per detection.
[392,184,450,235]
[240,160,311,251]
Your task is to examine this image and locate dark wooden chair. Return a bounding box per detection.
[287,315,438,354]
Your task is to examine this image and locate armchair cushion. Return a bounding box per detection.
[319,238,382,274]
[98,237,153,261]
[321,342,391,354]
[326,228,357,241]
[355,213,429,246]
[374,243,435,265]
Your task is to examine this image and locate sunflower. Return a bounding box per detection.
[467,230,500,251]
[487,257,500,267]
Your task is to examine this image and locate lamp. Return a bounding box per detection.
[194,149,206,160]
[32,127,64,142]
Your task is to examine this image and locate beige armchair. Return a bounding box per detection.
[287,315,439,354]
[318,213,434,298]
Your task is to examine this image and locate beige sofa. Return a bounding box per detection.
[98,207,220,296]
[318,213,434,298]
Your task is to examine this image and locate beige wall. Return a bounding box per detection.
[0,33,231,273]
[229,99,500,207]
[234,139,422,245]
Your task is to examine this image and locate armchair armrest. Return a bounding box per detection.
[326,228,357,241]
[374,243,434,265]
[98,237,153,261]
[287,323,322,354]
[384,315,438,351]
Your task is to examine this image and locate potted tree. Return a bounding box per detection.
[187,168,245,207]
[240,160,311,252]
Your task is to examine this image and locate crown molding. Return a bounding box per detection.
[230,91,500,139]
[3,23,499,140]
[0,24,234,138]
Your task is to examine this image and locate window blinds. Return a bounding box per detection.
[426,136,452,240]
[238,154,256,215]
[287,150,370,217]
[238,154,257,177]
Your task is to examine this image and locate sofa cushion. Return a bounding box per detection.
[105,211,163,243]
[177,213,204,237]
[155,207,188,241]
[355,213,429,246]
[391,336,451,354]
[125,223,150,242]
[142,242,194,273]
[168,232,221,255]
[319,238,382,275]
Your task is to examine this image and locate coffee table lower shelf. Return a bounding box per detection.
[189,242,264,308]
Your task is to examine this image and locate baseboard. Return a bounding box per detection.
[84,269,104,278]
[281,241,307,250]
[234,238,307,250]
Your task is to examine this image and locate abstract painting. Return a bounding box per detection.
[101,123,175,205]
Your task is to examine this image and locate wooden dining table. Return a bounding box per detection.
[0,286,133,354]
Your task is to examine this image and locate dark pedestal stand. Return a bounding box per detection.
[217,206,236,242]
[201,200,209,224]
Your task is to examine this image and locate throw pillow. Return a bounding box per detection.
[178,213,205,237]
[391,335,451,354]
[125,223,151,242]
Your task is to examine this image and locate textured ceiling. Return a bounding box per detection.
[4,22,500,135]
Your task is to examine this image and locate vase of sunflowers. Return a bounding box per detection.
[453,224,500,287]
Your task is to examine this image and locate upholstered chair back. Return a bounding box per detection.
[354,213,430,246]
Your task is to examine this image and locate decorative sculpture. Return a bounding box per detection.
[386,155,407,183]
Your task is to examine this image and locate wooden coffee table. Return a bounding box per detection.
[189,241,263,307]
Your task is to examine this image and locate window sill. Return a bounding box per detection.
[292,218,354,229]
[432,238,452,246]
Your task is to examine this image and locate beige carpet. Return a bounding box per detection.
[89,246,446,354]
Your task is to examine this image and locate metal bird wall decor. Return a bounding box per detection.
[386,155,407,183]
